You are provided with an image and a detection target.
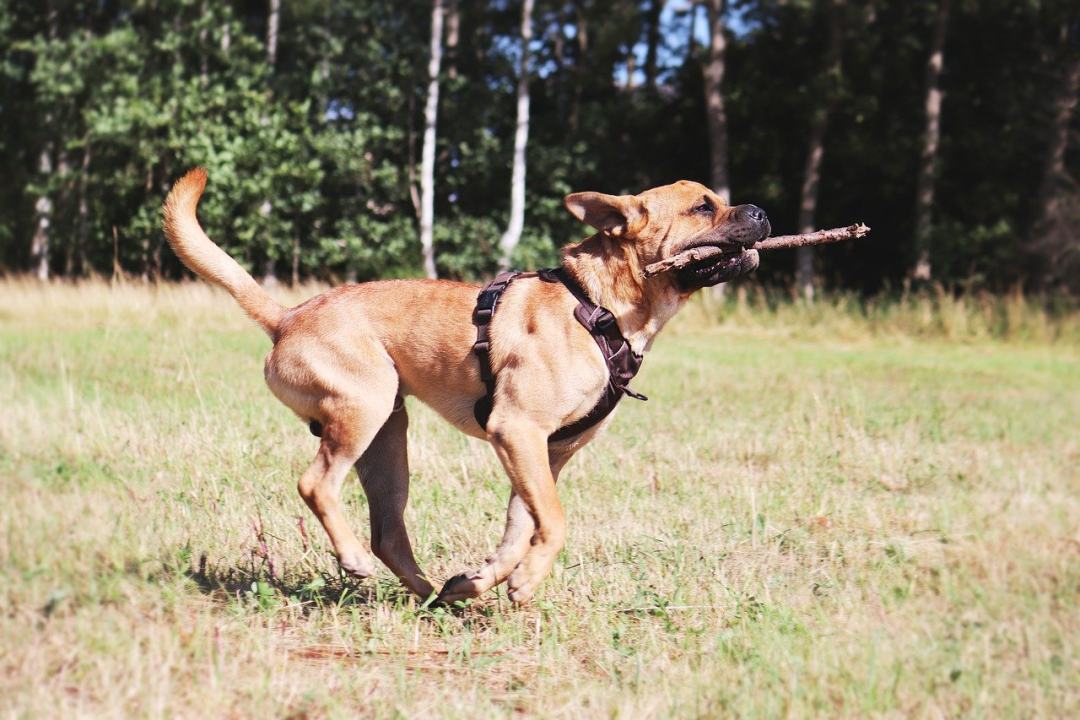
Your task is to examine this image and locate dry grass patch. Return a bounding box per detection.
[1,280,1077,717]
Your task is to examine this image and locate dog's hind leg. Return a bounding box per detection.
[356,399,435,600]
[297,387,396,580]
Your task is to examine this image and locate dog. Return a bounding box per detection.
[162,169,768,604]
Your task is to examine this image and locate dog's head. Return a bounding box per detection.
[564,180,769,290]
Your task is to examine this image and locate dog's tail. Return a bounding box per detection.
[162,168,285,339]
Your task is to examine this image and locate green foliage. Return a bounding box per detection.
[0,0,1076,290]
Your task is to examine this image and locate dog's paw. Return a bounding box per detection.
[435,567,495,604]
[506,567,541,605]
[338,552,376,579]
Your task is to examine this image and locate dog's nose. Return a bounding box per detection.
[739,204,769,227]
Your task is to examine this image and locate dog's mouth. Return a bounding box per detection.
[671,217,770,259]
[680,248,750,278]
[674,247,762,291]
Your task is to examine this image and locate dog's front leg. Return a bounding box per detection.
[438,418,564,605]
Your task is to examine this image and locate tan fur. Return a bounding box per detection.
[161,169,763,604]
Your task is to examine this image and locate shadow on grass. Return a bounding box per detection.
[171,549,488,619]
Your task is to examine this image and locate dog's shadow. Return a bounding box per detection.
[174,550,476,617]
[177,551,384,612]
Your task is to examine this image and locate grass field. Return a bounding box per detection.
[1,280,1078,718]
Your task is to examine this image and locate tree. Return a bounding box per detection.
[644,0,664,93]
[795,0,845,301]
[498,0,534,270]
[703,0,730,202]
[1032,13,1079,261]
[911,0,949,283]
[30,146,53,280]
[419,0,444,279]
[259,0,280,285]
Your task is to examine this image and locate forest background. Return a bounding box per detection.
[2,0,1078,298]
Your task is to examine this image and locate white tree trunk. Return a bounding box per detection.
[795,0,845,302]
[31,146,53,281]
[266,0,279,65]
[911,0,949,283]
[262,0,281,286]
[703,0,729,203]
[420,0,444,279]
[498,0,534,271]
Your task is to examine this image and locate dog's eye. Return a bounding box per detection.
[693,200,714,215]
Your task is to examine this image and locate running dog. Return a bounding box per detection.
[162,169,767,604]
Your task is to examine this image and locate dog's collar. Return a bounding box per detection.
[472,266,646,443]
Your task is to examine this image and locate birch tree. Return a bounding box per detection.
[420,0,444,279]
[498,0,534,270]
[31,146,52,280]
[260,0,280,285]
[703,0,730,202]
[911,0,949,283]
[795,0,844,302]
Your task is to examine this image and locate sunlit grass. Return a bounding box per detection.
[1,279,1077,717]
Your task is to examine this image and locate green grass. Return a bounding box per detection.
[1,280,1078,718]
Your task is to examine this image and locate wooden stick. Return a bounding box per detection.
[642,223,871,278]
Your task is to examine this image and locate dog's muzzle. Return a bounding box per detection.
[672,204,768,290]
[675,249,760,290]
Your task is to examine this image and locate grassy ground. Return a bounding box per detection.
[1,280,1077,718]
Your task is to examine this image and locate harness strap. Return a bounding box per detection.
[472,270,521,431]
[471,266,646,443]
[539,267,646,441]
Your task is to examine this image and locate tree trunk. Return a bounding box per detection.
[261,0,281,286]
[686,0,700,65]
[420,0,445,279]
[199,1,209,83]
[570,1,588,133]
[445,0,460,80]
[266,0,279,66]
[31,145,53,280]
[498,0,534,270]
[644,0,664,92]
[76,142,91,276]
[221,11,231,54]
[795,0,845,302]
[703,0,730,202]
[31,4,58,281]
[911,0,949,283]
[291,233,301,286]
[1034,24,1080,235]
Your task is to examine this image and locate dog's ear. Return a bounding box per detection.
[564,192,646,238]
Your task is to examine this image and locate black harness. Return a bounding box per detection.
[472,266,647,443]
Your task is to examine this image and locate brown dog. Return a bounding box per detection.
[162,169,768,604]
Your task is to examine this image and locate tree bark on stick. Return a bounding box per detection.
[795,0,845,302]
[911,0,949,283]
[420,0,444,279]
[703,0,730,203]
[642,224,871,278]
[498,0,534,270]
